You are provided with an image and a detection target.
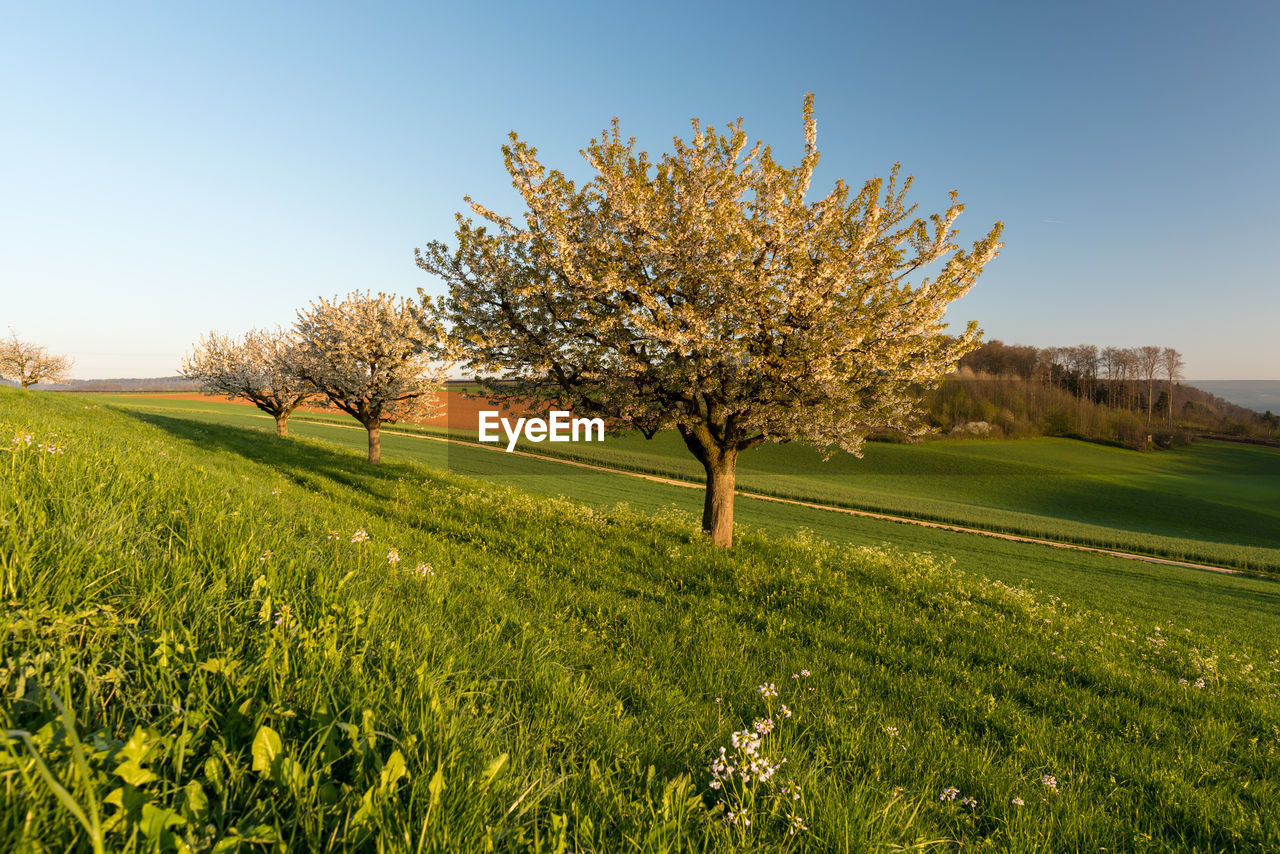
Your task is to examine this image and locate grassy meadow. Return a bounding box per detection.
[95,395,1280,647]
[118,395,1280,572]
[3,388,1280,852]
[457,418,1280,574]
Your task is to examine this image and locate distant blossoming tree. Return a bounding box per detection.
[420,97,1003,548]
[294,292,447,464]
[181,328,315,436]
[0,332,74,389]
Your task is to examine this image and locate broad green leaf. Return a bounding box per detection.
[115,760,157,787]
[428,765,446,808]
[140,803,184,838]
[118,727,154,764]
[379,749,408,793]
[181,780,210,823]
[251,725,283,777]
[481,753,509,790]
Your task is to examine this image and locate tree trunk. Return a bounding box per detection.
[275,414,289,437]
[679,424,741,547]
[367,424,381,464]
[700,451,737,548]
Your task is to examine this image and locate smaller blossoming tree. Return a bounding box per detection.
[182,328,315,436]
[294,292,448,464]
[0,332,73,389]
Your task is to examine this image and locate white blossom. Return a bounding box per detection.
[181,328,314,435]
[419,95,1001,546]
[0,333,73,388]
[294,292,448,464]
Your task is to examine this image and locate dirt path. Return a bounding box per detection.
[281,416,1255,578]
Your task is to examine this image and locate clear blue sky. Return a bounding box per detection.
[2,1,1277,380]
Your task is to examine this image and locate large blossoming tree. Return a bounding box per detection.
[0,332,74,389]
[294,292,447,464]
[181,328,314,436]
[418,96,1002,546]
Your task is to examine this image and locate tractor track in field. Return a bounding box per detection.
[277,416,1256,579]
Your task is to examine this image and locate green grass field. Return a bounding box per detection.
[134,395,1280,572]
[100,395,1280,646]
[461,418,1280,573]
[4,389,1280,851]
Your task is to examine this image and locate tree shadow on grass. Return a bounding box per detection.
[124,408,1280,615]
[122,409,418,510]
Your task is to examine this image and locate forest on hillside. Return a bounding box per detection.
[927,340,1280,448]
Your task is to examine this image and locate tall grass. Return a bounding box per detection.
[3,388,1279,851]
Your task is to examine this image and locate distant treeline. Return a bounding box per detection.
[27,376,202,392]
[925,340,1279,448]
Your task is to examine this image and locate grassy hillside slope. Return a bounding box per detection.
[479,427,1280,572]
[106,395,1280,573]
[103,397,1280,649]
[4,389,1279,851]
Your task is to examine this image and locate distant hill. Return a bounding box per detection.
[10,376,479,393]
[35,376,201,393]
[1188,381,1280,414]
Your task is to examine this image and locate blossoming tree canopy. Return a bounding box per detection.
[181,328,314,436]
[294,292,447,464]
[0,333,73,389]
[417,95,1003,546]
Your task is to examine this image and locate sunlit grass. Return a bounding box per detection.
[4,388,1279,851]
[106,395,1280,572]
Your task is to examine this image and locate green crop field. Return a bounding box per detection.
[4,389,1280,851]
[469,422,1280,573]
[170,396,1280,572]
[93,395,1280,646]
[105,395,1280,574]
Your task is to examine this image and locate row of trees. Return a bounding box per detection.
[941,339,1276,446]
[190,95,1003,547]
[0,332,73,389]
[960,341,1185,425]
[182,295,447,464]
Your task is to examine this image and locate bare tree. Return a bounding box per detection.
[1079,345,1099,402]
[1101,346,1123,408]
[1161,347,1184,425]
[1120,348,1139,411]
[294,292,448,464]
[181,328,314,436]
[0,332,74,389]
[419,95,1001,546]
[1136,345,1163,426]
